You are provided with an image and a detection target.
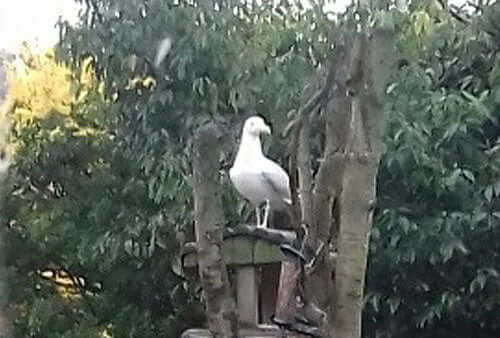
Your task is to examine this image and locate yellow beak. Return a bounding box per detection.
[262,124,271,135]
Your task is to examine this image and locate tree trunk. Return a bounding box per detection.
[332,99,380,338]
[330,26,396,338]
[192,124,238,338]
[291,16,396,338]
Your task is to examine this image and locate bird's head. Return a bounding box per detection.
[242,116,271,138]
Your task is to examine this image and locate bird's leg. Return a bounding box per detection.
[261,199,270,228]
[255,206,262,227]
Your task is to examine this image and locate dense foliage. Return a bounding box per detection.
[2,47,202,337]
[2,0,500,337]
[3,1,330,337]
[366,2,500,337]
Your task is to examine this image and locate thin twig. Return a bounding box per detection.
[437,0,471,24]
[288,115,302,232]
[298,115,314,227]
[305,241,325,274]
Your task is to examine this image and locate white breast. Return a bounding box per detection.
[230,166,268,206]
[229,165,289,210]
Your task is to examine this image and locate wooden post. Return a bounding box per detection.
[180,227,297,337]
[274,259,298,325]
[236,266,258,326]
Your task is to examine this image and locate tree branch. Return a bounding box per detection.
[288,111,302,232]
[437,0,471,24]
[298,115,314,228]
[313,32,354,248]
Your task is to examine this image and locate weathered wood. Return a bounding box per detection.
[274,260,298,325]
[181,326,283,338]
[183,226,295,333]
[236,266,258,326]
[183,228,296,267]
[254,240,284,264]
[226,237,254,265]
[183,238,284,267]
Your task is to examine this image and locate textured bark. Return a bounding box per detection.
[332,98,379,338]
[298,117,314,229]
[192,124,238,338]
[300,33,355,336]
[331,28,396,338]
[289,19,396,338]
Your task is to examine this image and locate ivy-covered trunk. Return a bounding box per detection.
[192,124,238,338]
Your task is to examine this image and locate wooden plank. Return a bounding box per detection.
[183,235,289,268]
[254,240,286,264]
[225,237,254,265]
[181,326,283,338]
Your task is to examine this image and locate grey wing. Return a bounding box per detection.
[260,159,291,203]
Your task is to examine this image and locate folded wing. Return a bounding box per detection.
[260,158,291,206]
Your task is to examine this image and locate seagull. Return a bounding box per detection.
[229,116,291,228]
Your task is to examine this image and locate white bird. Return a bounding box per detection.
[229,116,291,228]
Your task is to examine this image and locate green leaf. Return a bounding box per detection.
[470,274,487,294]
[462,169,475,183]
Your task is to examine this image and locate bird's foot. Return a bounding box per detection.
[255,207,262,228]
